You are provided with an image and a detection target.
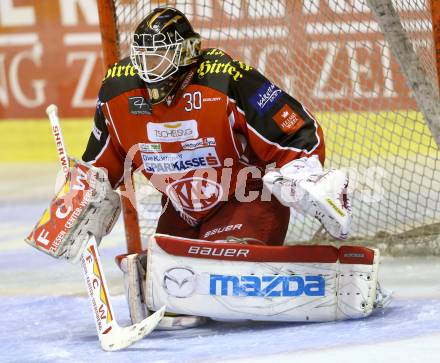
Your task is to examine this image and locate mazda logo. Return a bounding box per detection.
[162,267,196,298]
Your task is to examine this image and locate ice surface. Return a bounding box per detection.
[1,173,440,362]
[1,296,440,363]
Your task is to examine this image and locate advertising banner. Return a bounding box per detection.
[0,0,432,118]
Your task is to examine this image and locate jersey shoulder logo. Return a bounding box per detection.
[99,57,144,103]
[103,63,138,81]
[272,104,304,134]
[192,49,252,94]
[249,81,283,115]
[196,49,252,82]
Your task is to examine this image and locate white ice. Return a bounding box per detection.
[1,164,440,362]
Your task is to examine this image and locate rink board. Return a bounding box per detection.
[0,111,437,162]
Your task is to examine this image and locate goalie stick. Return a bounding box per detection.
[45,104,165,351]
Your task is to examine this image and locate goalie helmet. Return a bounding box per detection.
[130,7,201,104]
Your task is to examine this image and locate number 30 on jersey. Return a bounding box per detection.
[183,91,202,111]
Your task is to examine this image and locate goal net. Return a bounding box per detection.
[98,0,440,255]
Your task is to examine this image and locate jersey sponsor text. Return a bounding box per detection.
[272,104,304,133]
[250,82,283,114]
[181,137,216,150]
[147,120,199,142]
[210,274,325,297]
[197,59,252,81]
[141,147,220,174]
[139,143,161,153]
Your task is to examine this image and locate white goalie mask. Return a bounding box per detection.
[131,32,183,83]
[130,7,201,85]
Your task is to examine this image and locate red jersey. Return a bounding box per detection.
[83,48,325,226]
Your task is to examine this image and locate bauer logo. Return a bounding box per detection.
[147,120,198,142]
[250,82,283,115]
[210,274,325,297]
[203,224,243,239]
[141,147,220,174]
[163,267,196,298]
[188,244,249,257]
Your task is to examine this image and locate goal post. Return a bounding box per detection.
[97,0,143,254]
[96,0,440,256]
[97,0,119,68]
[368,0,440,147]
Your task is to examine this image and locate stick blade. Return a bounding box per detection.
[100,306,166,351]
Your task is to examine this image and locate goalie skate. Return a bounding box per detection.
[158,313,208,330]
[374,282,393,309]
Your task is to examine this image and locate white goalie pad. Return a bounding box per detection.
[144,234,381,322]
[116,252,208,330]
[118,253,149,324]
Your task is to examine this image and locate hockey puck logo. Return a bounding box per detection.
[163,267,196,298]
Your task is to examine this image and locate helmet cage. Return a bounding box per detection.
[130,32,184,83]
[131,30,201,84]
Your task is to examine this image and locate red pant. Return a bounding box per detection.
[156,194,290,246]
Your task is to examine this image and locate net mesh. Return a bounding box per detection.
[111,0,440,255]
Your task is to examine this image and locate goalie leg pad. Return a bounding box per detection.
[117,253,149,324]
[116,253,208,330]
[144,234,384,322]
